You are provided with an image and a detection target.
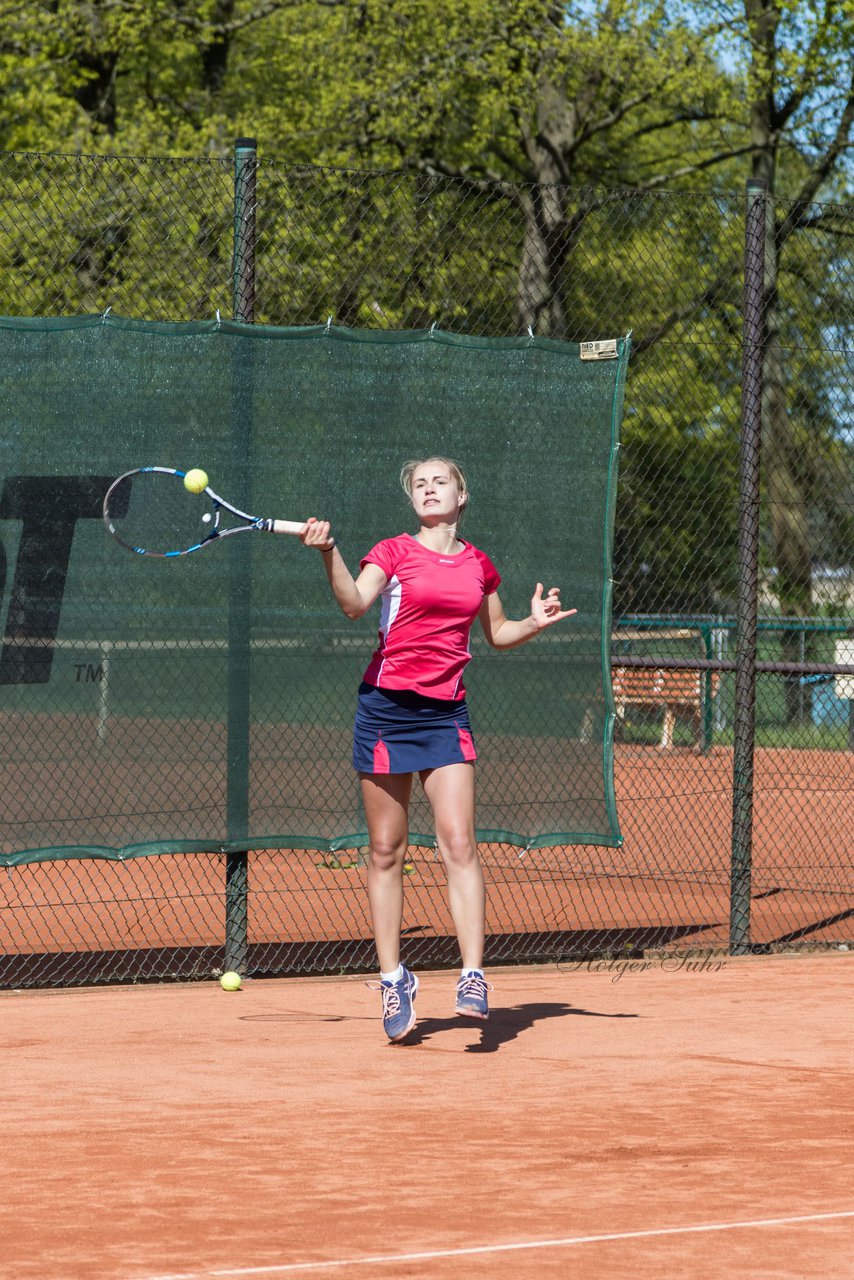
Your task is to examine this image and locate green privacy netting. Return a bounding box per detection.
[0,314,628,863]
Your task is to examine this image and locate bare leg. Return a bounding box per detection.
[359,772,412,974]
[420,762,485,970]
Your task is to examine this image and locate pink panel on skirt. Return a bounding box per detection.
[456,723,477,762]
[372,737,390,773]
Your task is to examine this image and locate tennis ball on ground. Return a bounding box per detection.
[220,971,242,991]
[184,468,209,493]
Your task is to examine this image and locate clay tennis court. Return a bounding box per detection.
[2,739,851,985]
[2,953,852,1280]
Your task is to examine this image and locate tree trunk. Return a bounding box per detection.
[513,76,579,338]
[201,0,237,95]
[514,174,568,338]
[72,50,119,134]
[763,254,814,723]
[746,0,814,723]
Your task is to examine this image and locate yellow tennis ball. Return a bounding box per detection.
[184,468,209,494]
[220,971,242,991]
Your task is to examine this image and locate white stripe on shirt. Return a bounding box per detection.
[375,574,403,685]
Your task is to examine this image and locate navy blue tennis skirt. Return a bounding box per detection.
[353,682,478,774]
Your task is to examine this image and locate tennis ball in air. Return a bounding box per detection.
[184,468,209,494]
[220,971,242,991]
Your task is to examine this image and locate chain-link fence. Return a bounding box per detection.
[1,143,852,987]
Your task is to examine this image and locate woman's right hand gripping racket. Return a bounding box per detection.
[103,466,306,558]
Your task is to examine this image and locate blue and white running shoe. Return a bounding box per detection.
[371,966,419,1042]
[455,972,493,1020]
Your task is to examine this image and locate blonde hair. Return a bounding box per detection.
[399,456,469,504]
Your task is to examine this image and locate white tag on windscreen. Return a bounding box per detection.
[580,338,619,360]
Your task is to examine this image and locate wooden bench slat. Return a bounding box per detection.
[611,668,720,749]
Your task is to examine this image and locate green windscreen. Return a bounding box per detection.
[0,314,628,862]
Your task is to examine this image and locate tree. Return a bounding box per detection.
[733,0,854,717]
[336,1,854,648]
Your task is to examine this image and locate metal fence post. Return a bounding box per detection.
[233,137,257,324]
[729,177,766,955]
[700,622,714,752]
[224,136,257,974]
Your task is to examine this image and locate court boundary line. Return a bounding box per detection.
[142,1208,854,1279]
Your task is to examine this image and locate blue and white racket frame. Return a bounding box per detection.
[102,466,306,557]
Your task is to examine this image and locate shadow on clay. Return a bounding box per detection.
[400,1000,639,1053]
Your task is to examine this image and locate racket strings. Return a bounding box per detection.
[105,471,216,556]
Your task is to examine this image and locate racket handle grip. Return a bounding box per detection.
[267,519,307,536]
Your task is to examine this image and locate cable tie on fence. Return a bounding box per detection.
[101,306,112,323]
[215,309,221,327]
[430,320,437,334]
[527,326,534,344]
[326,315,333,332]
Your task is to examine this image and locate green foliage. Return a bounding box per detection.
[0,1,851,620]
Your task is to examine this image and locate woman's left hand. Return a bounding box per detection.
[531,583,577,630]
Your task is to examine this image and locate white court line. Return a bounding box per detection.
[141,1209,854,1280]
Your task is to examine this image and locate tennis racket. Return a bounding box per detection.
[103,467,306,557]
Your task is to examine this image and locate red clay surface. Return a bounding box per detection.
[2,955,853,1280]
[2,744,851,961]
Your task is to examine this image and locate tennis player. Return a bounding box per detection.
[300,457,575,1042]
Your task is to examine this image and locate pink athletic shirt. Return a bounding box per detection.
[360,533,501,700]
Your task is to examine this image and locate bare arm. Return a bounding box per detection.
[478,584,577,650]
[300,517,387,619]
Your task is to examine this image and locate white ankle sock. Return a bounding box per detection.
[381,964,404,983]
[461,967,484,979]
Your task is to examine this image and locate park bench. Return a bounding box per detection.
[611,667,719,750]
